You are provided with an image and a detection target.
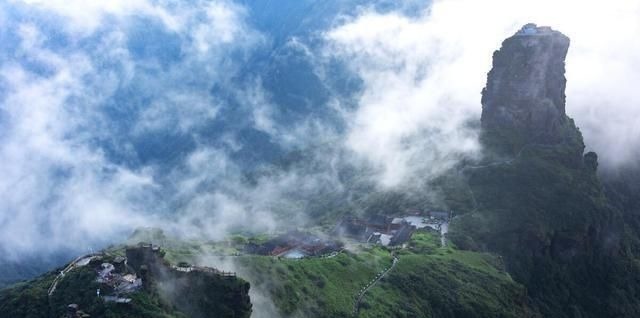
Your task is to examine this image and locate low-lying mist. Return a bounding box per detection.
[1,0,638,275]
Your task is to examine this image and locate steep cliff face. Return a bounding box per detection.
[126,244,252,318]
[481,24,583,158]
[451,24,638,318]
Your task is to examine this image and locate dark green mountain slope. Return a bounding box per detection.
[0,244,251,318]
[451,24,640,318]
[0,230,533,318]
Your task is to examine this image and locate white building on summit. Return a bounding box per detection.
[520,23,538,35]
[517,23,554,36]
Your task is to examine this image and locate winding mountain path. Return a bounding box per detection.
[440,222,449,247]
[352,256,398,317]
[47,254,96,297]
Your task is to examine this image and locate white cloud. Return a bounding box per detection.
[129,1,262,135]
[0,26,155,259]
[325,9,485,188]
[3,0,638,267]
[191,1,249,55]
[164,147,312,241]
[0,0,264,259]
[13,0,181,34]
[136,91,221,133]
[325,0,640,185]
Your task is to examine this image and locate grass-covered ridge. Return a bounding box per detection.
[155,230,533,318]
[105,228,533,317]
[358,232,533,318]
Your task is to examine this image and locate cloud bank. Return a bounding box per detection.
[326,0,640,175]
[0,0,268,259]
[1,0,638,269]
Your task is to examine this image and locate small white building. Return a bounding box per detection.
[379,234,393,246]
[519,23,538,35]
[97,263,115,281]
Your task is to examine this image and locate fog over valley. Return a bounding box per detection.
[1,2,640,317]
[1,0,638,261]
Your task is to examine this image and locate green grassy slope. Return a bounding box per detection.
[446,137,640,317]
[359,233,534,318]
[236,249,391,317]
[183,231,532,318]
[126,229,534,318]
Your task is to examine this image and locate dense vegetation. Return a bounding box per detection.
[105,229,531,318]
[0,249,251,318]
[0,266,183,318]
[0,272,55,318]
[170,231,530,318]
[444,125,640,317]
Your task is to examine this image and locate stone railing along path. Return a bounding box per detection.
[352,256,399,317]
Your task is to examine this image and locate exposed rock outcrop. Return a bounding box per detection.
[481,23,583,157]
[459,23,632,318]
[126,244,252,318]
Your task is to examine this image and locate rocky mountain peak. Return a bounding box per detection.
[481,23,582,151]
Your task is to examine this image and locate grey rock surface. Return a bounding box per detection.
[481,23,580,148]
